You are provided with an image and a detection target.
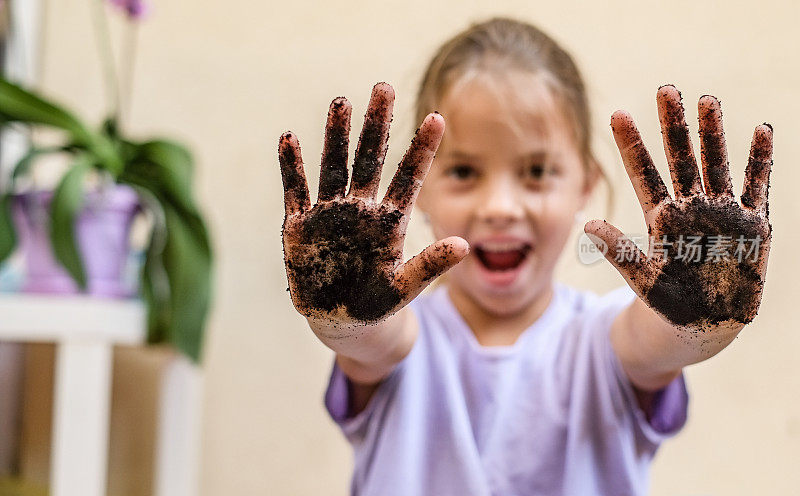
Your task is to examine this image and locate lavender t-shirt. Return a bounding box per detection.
[325,284,689,496]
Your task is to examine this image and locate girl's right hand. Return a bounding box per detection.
[279,83,469,327]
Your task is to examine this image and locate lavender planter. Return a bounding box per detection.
[12,185,140,298]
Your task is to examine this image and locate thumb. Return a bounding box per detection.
[584,219,656,291]
[395,236,469,299]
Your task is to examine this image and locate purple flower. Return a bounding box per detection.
[108,0,149,20]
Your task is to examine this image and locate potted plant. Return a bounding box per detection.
[0,0,212,362]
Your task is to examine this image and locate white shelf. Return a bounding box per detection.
[0,292,147,496]
[0,293,146,344]
[0,292,199,496]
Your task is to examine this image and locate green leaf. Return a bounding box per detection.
[0,78,124,176]
[49,155,93,289]
[101,117,119,141]
[0,194,16,264]
[119,138,212,266]
[0,145,82,266]
[120,139,195,210]
[136,139,193,180]
[137,200,211,362]
[160,203,212,362]
[120,141,212,361]
[11,145,74,182]
[0,145,75,266]
[141,242,170,344]
[0,78,92,142]
[130,185,171,344]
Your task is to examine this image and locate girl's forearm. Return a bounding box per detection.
[611,298,743,391]
[308,308,418,385]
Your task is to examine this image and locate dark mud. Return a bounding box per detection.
[278,133,310,208]
[645,196,769,328]
[384,122,440,211]
[350,89,392,195]
[318,98,351,201]
[661,90,700,196]
[637,149,669,205]
[285,201,404,322]
[697,96,733,196]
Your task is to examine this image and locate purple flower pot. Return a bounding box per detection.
[12,185,141,298]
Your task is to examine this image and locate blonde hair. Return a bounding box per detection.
[416,17,610,196]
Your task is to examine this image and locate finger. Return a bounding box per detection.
[348,82,395,200]
[278,132,310,215]
[318,97,352,202]
[697,95,734,197]
[657,85,703,199]
[383,112,445,212]
[741,124,773,215]
[611,111,670,216]
[584,219,658,292]
[394,236,469,298]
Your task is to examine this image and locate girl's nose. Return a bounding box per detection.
[476,178,525,227]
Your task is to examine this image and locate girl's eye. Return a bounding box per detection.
[525,164,547,180]
[446,164,477,180]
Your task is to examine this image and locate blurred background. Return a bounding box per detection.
[0,0,799,495]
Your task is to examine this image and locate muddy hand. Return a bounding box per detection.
[279,83,469,324]
[585,85,772,331]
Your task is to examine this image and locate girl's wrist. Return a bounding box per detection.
[306,307,416,367]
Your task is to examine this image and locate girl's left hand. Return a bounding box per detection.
[585,85,772,334]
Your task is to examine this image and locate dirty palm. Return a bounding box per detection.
[280,83,467,326]
[280,83,772,338]
[585,86,772,341]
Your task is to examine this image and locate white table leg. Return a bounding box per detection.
[50,341,113,496]
[154,355,203,496]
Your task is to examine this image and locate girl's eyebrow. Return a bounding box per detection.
[444,150,550,163]
[521,151,549,163]
[447,150,481,161]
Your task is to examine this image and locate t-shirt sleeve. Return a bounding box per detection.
[322,299,428,441]
[323,357,405,440]
[589,286,689,446]
[607,336,689,444]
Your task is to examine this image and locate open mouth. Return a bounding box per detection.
[474,242,532,272]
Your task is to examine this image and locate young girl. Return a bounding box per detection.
[279,18,773,496]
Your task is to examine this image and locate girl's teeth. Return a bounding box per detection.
[479,242,526,252]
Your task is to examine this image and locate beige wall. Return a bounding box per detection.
[37,0,800,494]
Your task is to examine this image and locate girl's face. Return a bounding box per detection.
[418,71,593,318]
